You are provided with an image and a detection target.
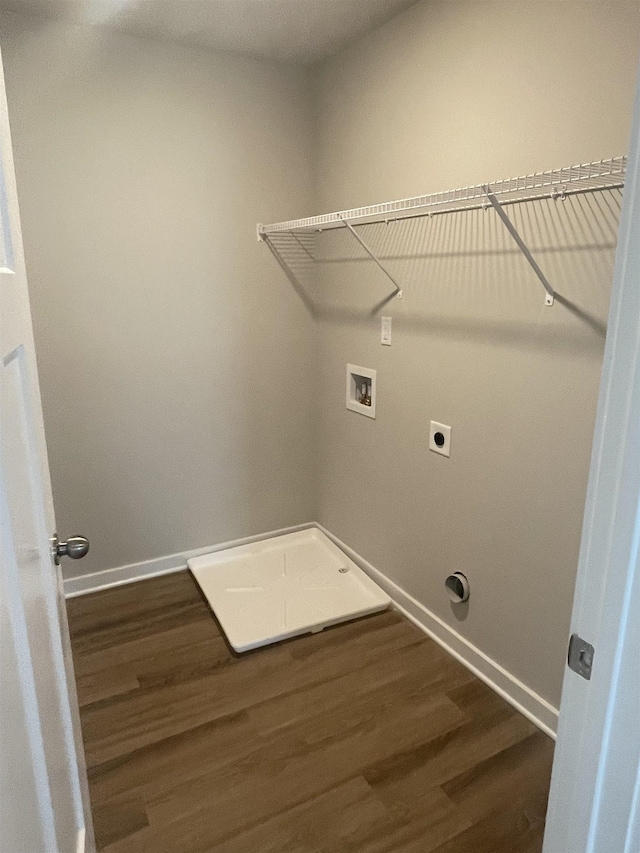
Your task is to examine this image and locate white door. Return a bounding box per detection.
[543,62,640,853]
[0,49,94,853]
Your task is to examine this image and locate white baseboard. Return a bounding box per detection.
[64,519,558,739]
[62,523,315,599]
[75,827,86,853]
[317,524,559,739]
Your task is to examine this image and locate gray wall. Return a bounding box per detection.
[312,0,639,707]
[0,11,317,578]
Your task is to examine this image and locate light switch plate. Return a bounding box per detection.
[429,421,451,457]
[381,316,392,346]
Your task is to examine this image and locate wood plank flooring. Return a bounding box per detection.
[66,570,554,852]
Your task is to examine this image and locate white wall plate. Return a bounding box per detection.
[429,421,451,457]
[188,528,390,652]
[381,316,392,345]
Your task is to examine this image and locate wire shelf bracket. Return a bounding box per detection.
[483,186,555,306]
[340,217,403,299]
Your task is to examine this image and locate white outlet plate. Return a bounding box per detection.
[381,316,392,346]
[429,421,451,457]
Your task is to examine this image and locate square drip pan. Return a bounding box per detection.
[188,528,390,652]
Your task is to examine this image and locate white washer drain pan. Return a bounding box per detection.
[188,528,390,653]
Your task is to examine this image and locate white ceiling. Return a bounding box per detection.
[0,0,420,65]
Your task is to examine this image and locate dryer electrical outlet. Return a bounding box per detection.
[429,421,451,457]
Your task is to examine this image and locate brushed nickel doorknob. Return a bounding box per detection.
[52,535,89,565]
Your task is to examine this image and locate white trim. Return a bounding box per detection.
[62,523,315,598]
[75,827,85,853]
[543,61,640,853]
[317,524,558,739]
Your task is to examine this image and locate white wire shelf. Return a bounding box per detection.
[258,156,626,235]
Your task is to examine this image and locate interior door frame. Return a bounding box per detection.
[0,45,95,853]
[543,59,640,853]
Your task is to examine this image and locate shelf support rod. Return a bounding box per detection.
[341,217,403,298]
[483,186,554,306]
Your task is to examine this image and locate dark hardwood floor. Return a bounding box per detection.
[66,571,554,852]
